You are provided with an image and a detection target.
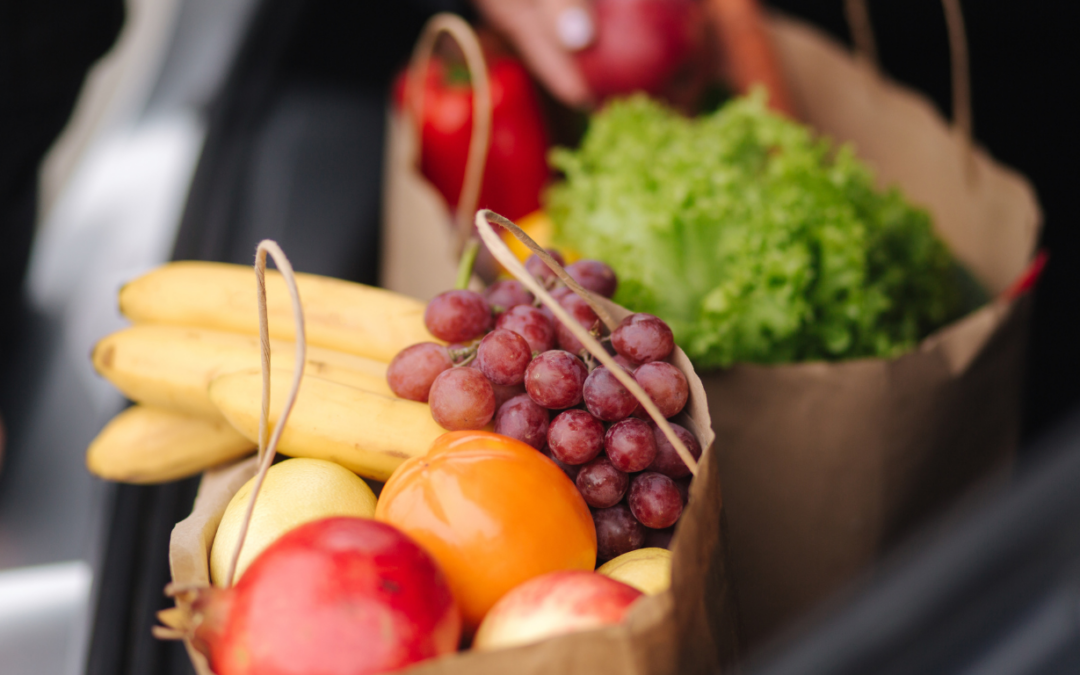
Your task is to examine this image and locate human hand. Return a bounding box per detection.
[470,0,596,107]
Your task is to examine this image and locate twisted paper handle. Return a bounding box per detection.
[845,0,971,152]
[475,210,699,476]
[222,240,307,587]
[406,13,493,254]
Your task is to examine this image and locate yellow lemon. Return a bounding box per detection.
[502,210,580,265]
[597,547,672,595]
[210,457,377,585]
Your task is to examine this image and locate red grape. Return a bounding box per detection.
[604,418,658,472]
[524,350,588,409]
[496,305,555,354]
[484,279,533,313]
[428,367,495,430]
[493,394,549,450]
[491,381,526,410]
[649,422,701,478]
[627,472,683,529]
[611,313,674,364]
[542,445,582,481]
[674,476,692,505]
[575,456,629,508]
[644,526,675,550]
[539,286,574,324]
[593,503,645,560]
[613,354,639,373]
[424,290,492,342]
[634,361,688,418]
[565,260,618,298]
[555,292,602,356]
[525,248,566,284]
[582,366,637,421]
[547,409,604,465]
[476,329,532,386]
[386,342,451,402]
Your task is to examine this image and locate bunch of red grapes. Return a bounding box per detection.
[386,251,701,561]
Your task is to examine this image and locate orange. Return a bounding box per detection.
[375,431,596,630]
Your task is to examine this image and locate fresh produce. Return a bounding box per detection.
[375,431,596,630]
[386,342,452,402]
[574,0,706,106]
[492,394,548,449]
[191,518,461,675]
[576,455,629,508]
[209,370,444,481]
[548,93,966,369]
[428,366,496,430]
[386,240,700,563]
[119,261,434,362]
[649,422,701,478]
[92,325,393,420]
[627,472,683,528]
[597,547,672,595]
[593,503,646,560]
[86,405,254,484]
[209,458,378,585]
[424,289,493,342]
[395,53,549,221]
[473,570,642,651]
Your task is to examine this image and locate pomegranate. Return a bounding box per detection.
[190,517,460,675]
[574,0,705,105]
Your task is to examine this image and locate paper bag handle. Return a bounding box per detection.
[405,13,492,255]
[221,240,307,587]
[844,0,971,150]
[475,209,699,476]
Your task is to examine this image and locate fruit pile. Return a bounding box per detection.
[88,234,707,674]
[387,249,700,561]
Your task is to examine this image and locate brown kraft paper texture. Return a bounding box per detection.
[709,14,1041,644]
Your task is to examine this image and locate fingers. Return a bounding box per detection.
[472,0,595,108]
[543,0,595,51]
[507,20,594,106]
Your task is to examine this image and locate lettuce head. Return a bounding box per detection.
[547,92,968,370]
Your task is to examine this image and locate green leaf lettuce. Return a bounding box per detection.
[547,92,969,370]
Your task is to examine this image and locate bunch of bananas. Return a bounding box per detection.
[87,261,446,484]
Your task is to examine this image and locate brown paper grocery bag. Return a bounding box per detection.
[380,15,492,301]
[165,220,740,675]
[708,12,1041,644]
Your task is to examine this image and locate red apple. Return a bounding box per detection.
[473,570,643,650]
[191,517,461,675]
[574,0,705,105]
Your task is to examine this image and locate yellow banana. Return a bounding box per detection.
[209,370,445,481]
[92,325,393,420]
[118,261,435,362]
[87,405,255,484]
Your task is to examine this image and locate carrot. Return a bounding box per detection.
[705,0,796,117]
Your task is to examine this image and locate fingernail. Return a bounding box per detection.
[557,7,594,51]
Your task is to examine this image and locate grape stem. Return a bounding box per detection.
[455,238,480,290]
[450,346,478,367]
[475,209,699,477]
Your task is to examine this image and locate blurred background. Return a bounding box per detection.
[0,0,1076,673]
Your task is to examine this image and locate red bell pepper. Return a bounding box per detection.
[394,53,550,222]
